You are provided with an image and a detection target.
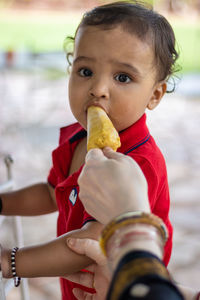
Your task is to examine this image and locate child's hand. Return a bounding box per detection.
[78,147,150,225]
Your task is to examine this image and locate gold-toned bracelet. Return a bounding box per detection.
[99,211,168,256]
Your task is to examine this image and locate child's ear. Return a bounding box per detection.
[147,81,167,110]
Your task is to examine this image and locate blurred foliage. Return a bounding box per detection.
[0,0,199,10]
[0,0,200,73]
[0,12,80,52]
[0,0,14,8]
[173,20,200,73]
[43,68,66,80]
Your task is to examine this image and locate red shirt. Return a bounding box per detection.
[48,113,172,300]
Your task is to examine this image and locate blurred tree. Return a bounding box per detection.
[167,0,173,11]
[163,0,200,13]
[145,0,154,5]
[193,0,200,12]
[0,0,14,8]
[1,0,199,12]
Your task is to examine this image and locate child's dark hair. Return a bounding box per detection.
[65,1,180,92]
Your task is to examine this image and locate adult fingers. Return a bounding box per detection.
[64,271,94,289]
[103,148,145,172]
[84,264,96,273]
[67,238,106,265]
[73,288,93,300]
[102,147,127,161]
[85,149,107,164]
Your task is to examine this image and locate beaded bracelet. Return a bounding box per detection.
[99,212,168,256]
[11,247,21,287]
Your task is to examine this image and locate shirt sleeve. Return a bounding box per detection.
[82,210,96,226]
[47,167,58,188]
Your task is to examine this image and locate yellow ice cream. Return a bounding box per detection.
[87,106,121,151]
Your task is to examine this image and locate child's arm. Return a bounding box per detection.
[1,221,103,278]
[0,183,57,216]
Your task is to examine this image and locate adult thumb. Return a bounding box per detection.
[103,147,125,161]
[67,238,105,265]
[85,149,107,163]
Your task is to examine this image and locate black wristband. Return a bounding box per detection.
[106,250,175,300]
[115,250,165,276]
[0,197,2,214]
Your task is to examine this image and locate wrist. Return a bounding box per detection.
[99,212,168,272]
[1,247,12,278]
[107,224,163,271]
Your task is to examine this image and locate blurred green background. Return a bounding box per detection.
[0,0,200,73]
[0,12,79,53]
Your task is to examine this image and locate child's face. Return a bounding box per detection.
[68,25,166,131]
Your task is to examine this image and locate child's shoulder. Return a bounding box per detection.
[126,135,167,184]
[59,122,85,145]
[128,135,166,168]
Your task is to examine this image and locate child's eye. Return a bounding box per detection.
[79,68,93,77]
[115,74,131,83]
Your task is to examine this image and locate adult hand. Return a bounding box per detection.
[78,147,150,224]
[65,238,110,300]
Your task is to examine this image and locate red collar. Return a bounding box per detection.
[61,113,150,154]
[118,114,150,154]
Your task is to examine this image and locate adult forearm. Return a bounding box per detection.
[100,212,168,274]
[106,225,163,273]
[0,183,57,216]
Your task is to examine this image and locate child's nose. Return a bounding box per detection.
[89,78,109,99]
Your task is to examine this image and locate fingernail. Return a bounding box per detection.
[103,147,112,151]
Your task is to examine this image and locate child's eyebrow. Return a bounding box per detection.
[111,60,142,77]
[73,56,142,78]
[73,56,95,64]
